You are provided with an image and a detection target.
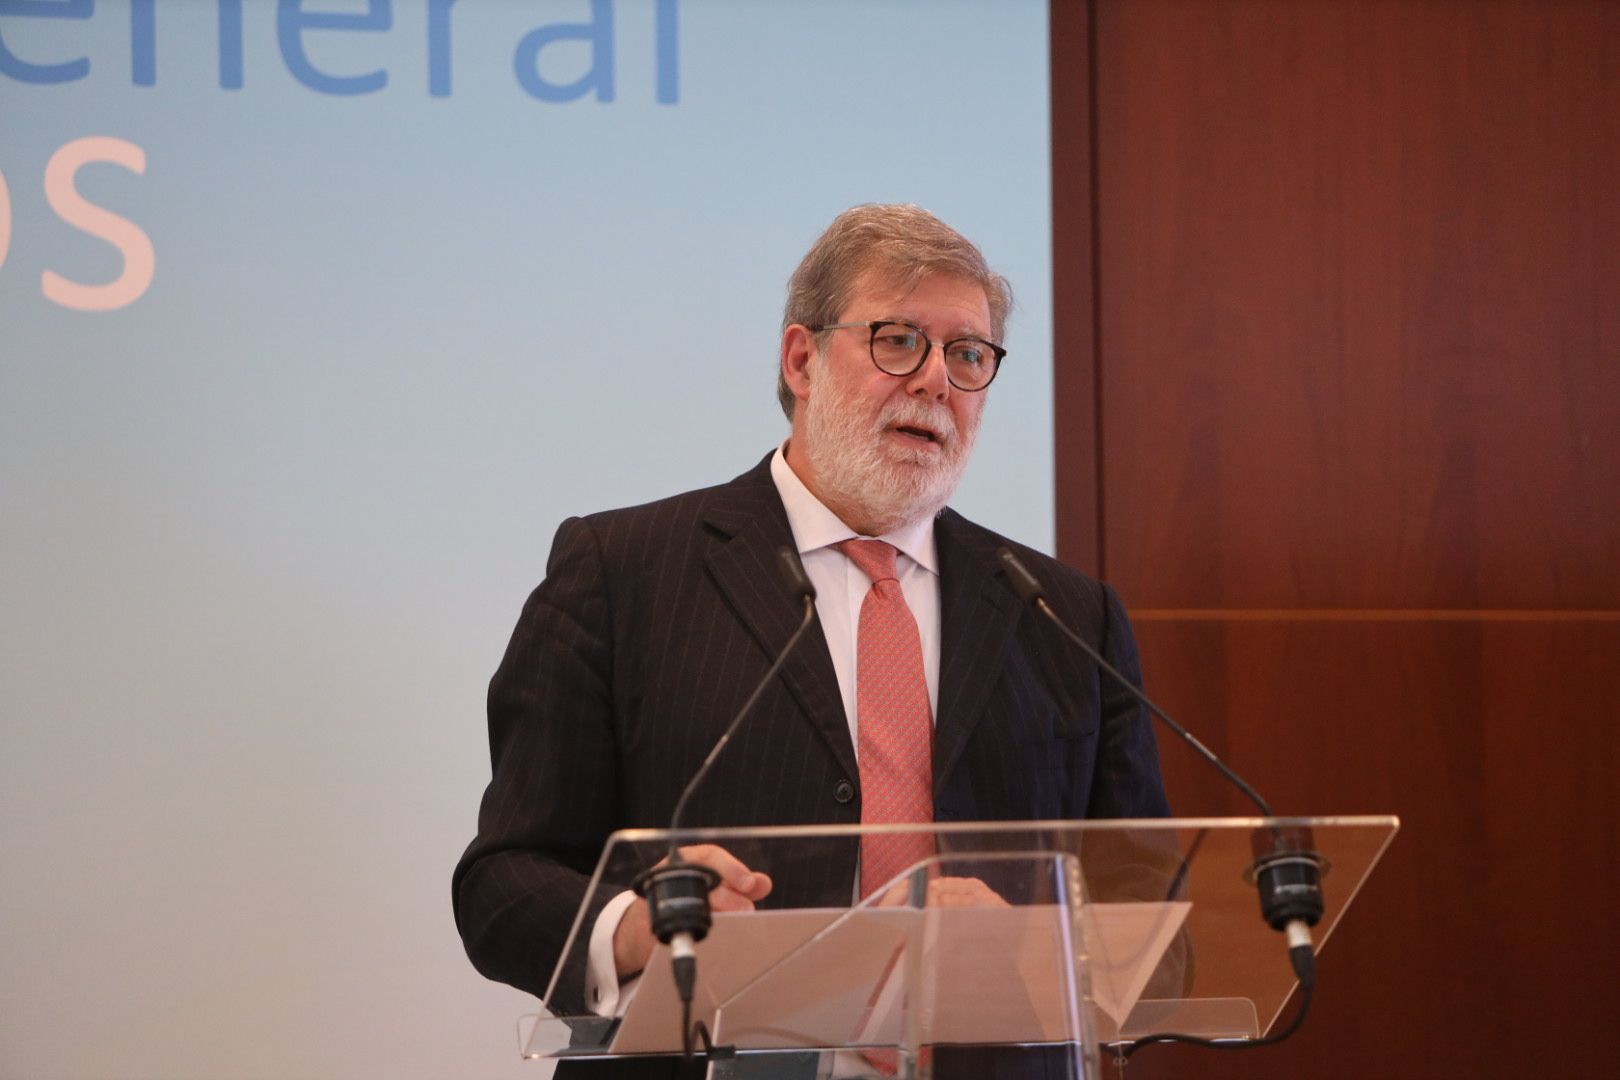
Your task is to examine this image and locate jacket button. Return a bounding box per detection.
[833,780,855,804]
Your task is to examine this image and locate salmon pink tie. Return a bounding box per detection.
[836,539,935,899]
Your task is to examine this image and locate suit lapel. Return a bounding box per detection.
[702,460,858,782]
[932,510,1024,790]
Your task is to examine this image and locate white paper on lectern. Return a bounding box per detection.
[1081,901,1191,1024]
[608,902,1187,1054]
[609,908,909,1054]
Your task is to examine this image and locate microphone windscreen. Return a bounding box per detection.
[996,547,1047,605]
[775,546,817,601]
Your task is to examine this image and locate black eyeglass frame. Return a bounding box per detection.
[807,320,1007,392]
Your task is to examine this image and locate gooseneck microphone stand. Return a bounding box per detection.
[995,547,1324,1062]
[631,547,819,1061]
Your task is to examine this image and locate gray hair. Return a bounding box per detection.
[777,204,1013,419]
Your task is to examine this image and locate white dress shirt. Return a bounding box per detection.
[584,443,943,1017]
[769,442,942,733]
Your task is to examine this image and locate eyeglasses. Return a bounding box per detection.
[808,320,1006,392]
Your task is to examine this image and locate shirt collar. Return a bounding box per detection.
[769,442,939,576]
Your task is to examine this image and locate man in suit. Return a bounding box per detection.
[453,204,1170,1075]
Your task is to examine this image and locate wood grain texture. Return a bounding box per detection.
[1125,616,1620,1078]
[1049,0,1101,575]
[1088,0,1620,610]
[1048,2,1620,1077]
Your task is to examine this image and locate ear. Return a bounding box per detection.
[780,324,817,404]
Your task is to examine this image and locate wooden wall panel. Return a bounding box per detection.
[1049,0,1101,575]
[1090,0,1619,610]
[1048,1,1620,1077]
[1126,616,1620,1077]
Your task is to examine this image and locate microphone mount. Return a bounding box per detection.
[630,546,819,1060]
[994,546,1325,1057]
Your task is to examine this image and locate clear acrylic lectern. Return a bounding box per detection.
[516,816,1398,1078]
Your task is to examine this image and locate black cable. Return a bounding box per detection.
[1116,943,1316,1059]
[681,1014,718,1064]
[674,950,699,1060]
[647,548,817,1063]
[994,547,1326,1062]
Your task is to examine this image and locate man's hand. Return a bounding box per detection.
[874,874,1011,908]
[924,875,1010,907]
[612,844,774,980]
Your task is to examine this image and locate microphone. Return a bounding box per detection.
[774,544,817,605]
[995,548,1276,817]
[632,545,819,1059]
[995,547,1323,1055]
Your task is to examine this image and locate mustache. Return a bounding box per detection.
[877,398,959,443]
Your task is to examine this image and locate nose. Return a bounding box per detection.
[905,341,951,401]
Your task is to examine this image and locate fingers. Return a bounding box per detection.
[869,874,1011,908]
[708,883,763,914]
[925,875,1010,908]
[614,846,777,979]
[615,845,773,977]
[874,879,912,907]
[673,844,773,904]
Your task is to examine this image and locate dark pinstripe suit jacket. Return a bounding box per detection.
[452,454,1169,1066]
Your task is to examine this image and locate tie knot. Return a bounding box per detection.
[836,539,899,584]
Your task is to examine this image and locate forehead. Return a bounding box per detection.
[844,268,992,334]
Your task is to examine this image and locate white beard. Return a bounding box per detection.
[800,352,980,535]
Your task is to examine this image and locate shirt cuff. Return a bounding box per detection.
[584,888,642,1018]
